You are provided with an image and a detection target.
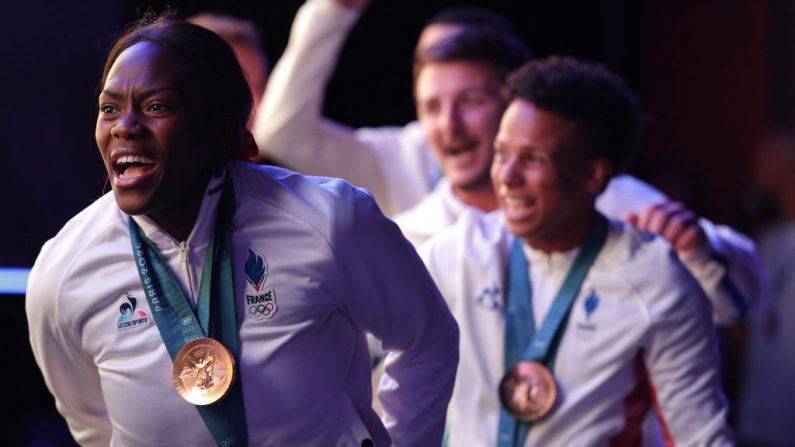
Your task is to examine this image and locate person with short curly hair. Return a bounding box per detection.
[421,56,735,446]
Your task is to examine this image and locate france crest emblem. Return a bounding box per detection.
[244,249,277,320]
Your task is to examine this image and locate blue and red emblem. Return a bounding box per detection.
[244,249,268,292]
[243,249,277,321]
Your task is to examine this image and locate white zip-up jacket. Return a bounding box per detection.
[26,161,458,447]
[253,0,762,327]
[420,210,735,446]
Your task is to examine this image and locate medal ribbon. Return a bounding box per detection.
[497,213,608,447]
[130,178,248,447]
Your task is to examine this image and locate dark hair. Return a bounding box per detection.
[413,26,531,84]
[426,6,520,39]
[100,12,252,154]
[504,56,643,173]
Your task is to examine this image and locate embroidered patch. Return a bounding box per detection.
[116,291,151,331]
[246,287,277,320]
[576,289,599,332]
[243,249,276,320]
[475,285,502,311]
[244,249,268,292]
[584,289,599,319]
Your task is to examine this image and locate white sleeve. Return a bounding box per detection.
[26,246,112,447]
[598,174,764,326]
[644,262,735,445]
[336,186,458,446]
[678,219,763,326]
[252,0,394,213]
[597,174,667,219]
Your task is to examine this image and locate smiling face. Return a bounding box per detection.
[415,60,505,193]
[492,99,605,252]
[96,41,222,236]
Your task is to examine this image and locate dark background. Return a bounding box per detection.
[2,0,787,444]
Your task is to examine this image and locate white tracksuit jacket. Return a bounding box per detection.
[26,161,458,447]
[420,210,735,446]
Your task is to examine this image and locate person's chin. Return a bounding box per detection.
[113,191,154,217]
[504,210,540,238]
[506,222,533,239]
[450,170,490,191]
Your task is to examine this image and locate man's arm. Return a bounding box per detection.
[626,202,763,325]
[252,0,396,210]
[599,174,763,326]
[336,185,458,446]
[643,260,735,444]
[26,249,112,446]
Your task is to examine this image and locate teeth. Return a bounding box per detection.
[499,187,532,209]
[503,196,529,208]
[444,140,476,155]
[116,155,155,164]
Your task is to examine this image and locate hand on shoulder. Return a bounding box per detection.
[625,201,707,255]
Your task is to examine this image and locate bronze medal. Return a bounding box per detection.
[499,361,557,421]
[172,337,235,406]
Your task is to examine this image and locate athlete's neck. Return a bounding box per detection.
[523,209,598,253]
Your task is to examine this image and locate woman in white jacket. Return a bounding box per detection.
[26,13,458,447]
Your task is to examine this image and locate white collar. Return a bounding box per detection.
[129,167,227,252]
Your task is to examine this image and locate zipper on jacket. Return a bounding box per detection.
[180,241,197,306]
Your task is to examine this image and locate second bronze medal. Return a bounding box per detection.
[499,360,557,421]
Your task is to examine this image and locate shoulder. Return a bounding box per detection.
[27,193,127,313]
[229,161,386,240]
[393,181,456,243]
[597,218,682,280]
[232,161,376,212]
[420,210,508,310]
[595,218,706,316]
[421,210,507,273]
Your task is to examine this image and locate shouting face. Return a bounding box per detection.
[96,41,223,236]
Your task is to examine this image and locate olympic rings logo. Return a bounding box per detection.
[248,302,276,320]
[181,316,193,326]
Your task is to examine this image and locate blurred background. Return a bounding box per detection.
[2,0,789,445]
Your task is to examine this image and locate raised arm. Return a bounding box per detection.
[252,0,395,209]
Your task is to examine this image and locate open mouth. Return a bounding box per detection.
[502,195,534,212]
[499,186,535,214]
[445,140,478,157]
[114,154,156,179]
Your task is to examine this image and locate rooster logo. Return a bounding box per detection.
[117,292,149,330]
[120,295,137,316]
[244,249,268,292]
